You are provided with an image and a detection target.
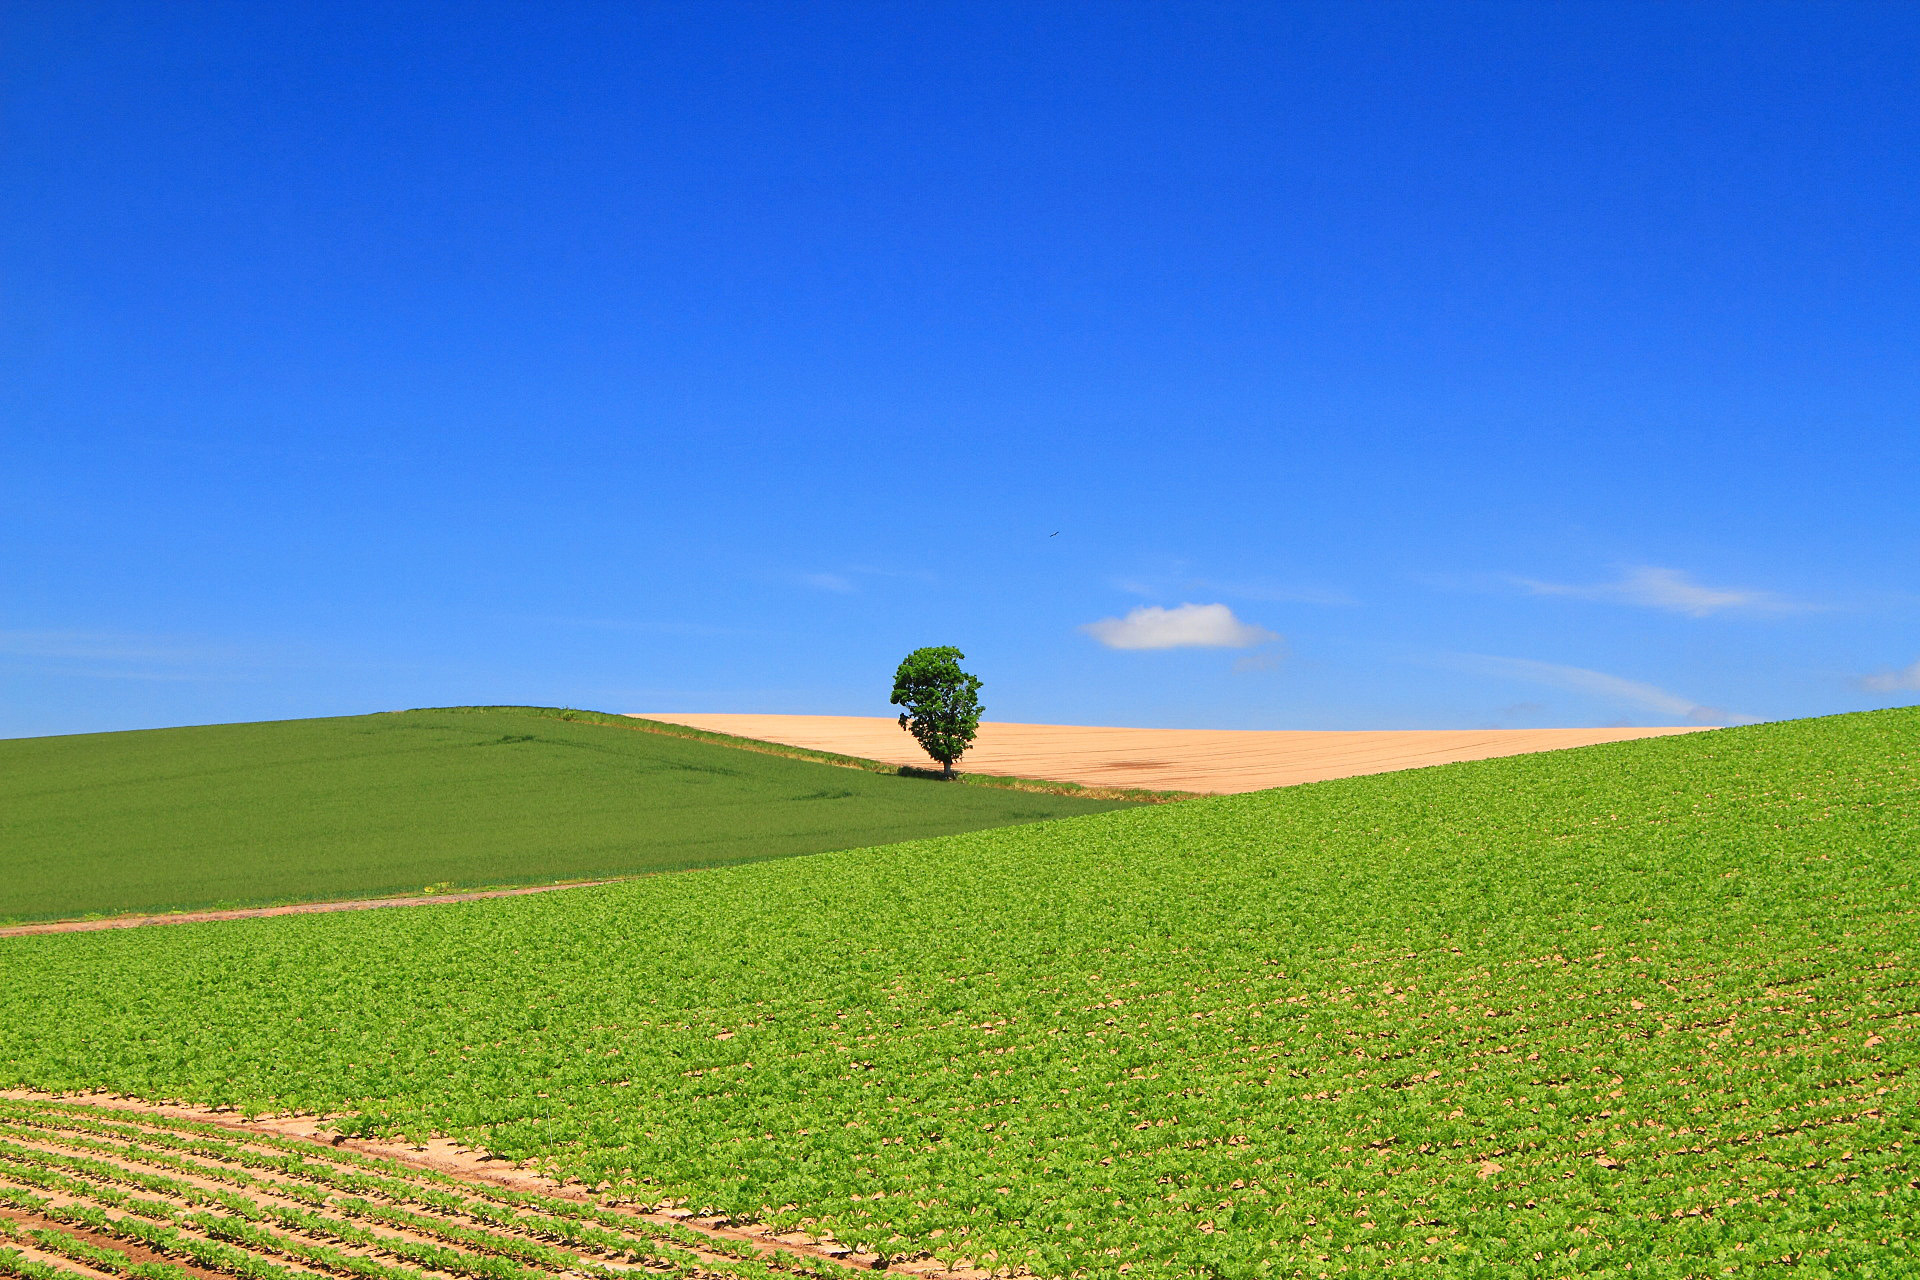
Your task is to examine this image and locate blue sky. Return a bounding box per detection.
[4,0,1917,738]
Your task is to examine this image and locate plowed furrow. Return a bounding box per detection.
[0,1107,766,1277]
[0,1153,607,1280]
[0,1176,404,1280]
[0,1178,336,1280]
[0,1105,869,1280]
[0,1121,664,1271]
[0,1242,116,1280]
[0,1127,700,1279]
[0,1140,453,1276]
[0,1135,555,1280]
[0,1217,122,1280]
[1,1205,221,1280]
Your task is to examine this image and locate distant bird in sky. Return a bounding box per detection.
[1050,531,1059,537]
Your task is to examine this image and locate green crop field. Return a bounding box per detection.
[0,1096,854,1280]
[2,708,1914,1277]
[0,706,1131,924]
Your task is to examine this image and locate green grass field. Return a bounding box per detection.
[2,707,1914,1276]
[0,706,1131,923]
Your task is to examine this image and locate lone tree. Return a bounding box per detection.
[889,646,983,779]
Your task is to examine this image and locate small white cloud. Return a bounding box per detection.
[797,573,855,593]
[1514,567,1810,618]
[1859,659,1920,693]
[1082,603,1279,651]
[1452,654,1759,725]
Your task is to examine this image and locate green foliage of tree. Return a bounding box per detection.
[889,646,983,778]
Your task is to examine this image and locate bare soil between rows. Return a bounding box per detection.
[0,1091,987,1279]
[2,1203,232,1280]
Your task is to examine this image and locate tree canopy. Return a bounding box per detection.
[889,646,983,778]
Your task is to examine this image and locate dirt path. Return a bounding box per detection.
[0,881,616,939]
[0,1091,978,1278]
[637,713,1708,794]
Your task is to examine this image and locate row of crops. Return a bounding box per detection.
[2,708,1916,1276]
[0,1098,869,1280]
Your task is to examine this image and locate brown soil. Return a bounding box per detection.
[638,713,1708,795]
[0,1207,139,1280]
[0,882,615,940]
[0,1092,986,1279]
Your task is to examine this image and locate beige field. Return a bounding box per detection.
[637,713,1707,794]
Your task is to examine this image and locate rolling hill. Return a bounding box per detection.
[0,706,1132,923]
[1,707,1913,1275]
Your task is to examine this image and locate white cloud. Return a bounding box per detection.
[1082,603,1279,651]
[1514,566,1810,618]
[1453,654,1759,726]
[1859,659,1920,693]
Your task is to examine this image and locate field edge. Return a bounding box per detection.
[427,705,1196,803]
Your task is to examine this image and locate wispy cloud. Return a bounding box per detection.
[797,572,856,593]
[1114,573,1354,607]
[795,565,934,594]
[0,631,238,663]
[1859,659,1920,693]
[1512,566,1812,618]
[1082,603,1280,651]
[1450,653,1758,725]
[0,630,264,682]
[503,615,752,637]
